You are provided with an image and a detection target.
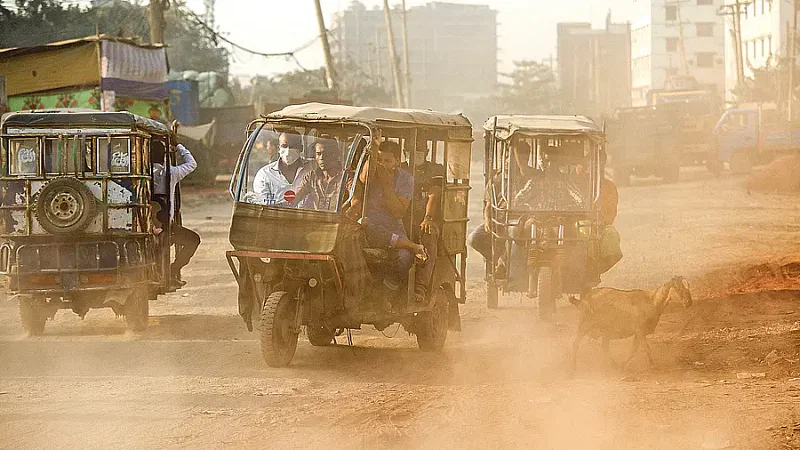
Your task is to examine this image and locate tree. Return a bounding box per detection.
[495,60,563,115]
[0,0,228,73]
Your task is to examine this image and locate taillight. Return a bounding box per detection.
[25,274,60,286]
[82,273,117,285]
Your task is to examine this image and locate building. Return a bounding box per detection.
[627,0,726,106]
[724,0,794,102]
[557,20,632,118]
[331,1,497,110]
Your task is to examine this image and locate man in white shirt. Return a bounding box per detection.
[152,141,200,288]
[252,131,314,206]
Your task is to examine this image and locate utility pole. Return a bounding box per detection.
[148,0,168,45]
[718,1,748,92]
[314,0,338,92]
[674,1,690,77]
[400,0,411,108]
[382,0,405,108]
[789,1,798,121]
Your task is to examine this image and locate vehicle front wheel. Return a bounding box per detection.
[416,287,449,352]
[486,280,499,309]
[537,266,556,322]
[19,296,47,336]
[306,324,335,346]
[124,288,149,332]
[260,291,299,367]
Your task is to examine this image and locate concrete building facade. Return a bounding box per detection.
[557,21,632,118]
[627,0,726,105]
[724,0,795,102]
[331,1,497,110]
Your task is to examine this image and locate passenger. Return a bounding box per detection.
[151,141,200,288]
[293,139,344,211]
[592,149,621,281]
[252,131,314,206]
[467,140,532,274]
[349,140,424,300]
[400,140,445,302]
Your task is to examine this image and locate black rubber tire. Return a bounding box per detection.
[34,177,97,235]
[260,291,299,367]
[537,266,555,322]
[307,324,335,346]
[416,288,449,352]
[486,280,499,309]
[19,296,47,336]
[124,288,149,332]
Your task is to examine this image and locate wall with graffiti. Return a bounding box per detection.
[8,88,169,121]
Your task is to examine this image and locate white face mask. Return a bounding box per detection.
[279,147,301,165]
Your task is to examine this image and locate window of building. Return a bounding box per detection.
[665,5,677,21]
[696,22,714,37]
[666,37,679,52]
[760,38,765,57]
[697,0,713,5]
[768,35,773,55]
[696,52,715,68]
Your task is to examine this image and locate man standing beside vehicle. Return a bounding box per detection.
[401,140,445,302]
[151,140,200,288]
[253,131,314,206]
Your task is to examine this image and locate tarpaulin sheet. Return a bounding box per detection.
[0,43,100,96]
[100,40,168,99]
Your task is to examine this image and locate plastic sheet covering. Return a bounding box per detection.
[100,40,168,99]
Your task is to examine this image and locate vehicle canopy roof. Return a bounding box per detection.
[1,110,171,136]
[484,114,604,141]
[265,102,473,131]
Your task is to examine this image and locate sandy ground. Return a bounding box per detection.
[2,167,800,449]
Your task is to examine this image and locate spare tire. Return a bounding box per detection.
[34,177,97,234]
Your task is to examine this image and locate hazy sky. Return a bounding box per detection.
[178,0,627,81]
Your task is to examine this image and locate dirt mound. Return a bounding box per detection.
[692,258,800,300]
[747,155,800,192]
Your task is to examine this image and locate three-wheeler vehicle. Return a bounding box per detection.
[227,103,472,367]
[483,115,605,321]
[0,111,181,334]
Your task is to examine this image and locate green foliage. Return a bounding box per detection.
[0,0,228,73]
[733,57,788,106]
[495,60,563,114]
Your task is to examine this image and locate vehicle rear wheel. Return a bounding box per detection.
[537,266,555,322]
[124,288,149,332]
[19,296,47,336]
[486,279,499,309]
[307,324,335,346]
[260,291,299,367]
[416,287,449,352]
[730,150,753,174]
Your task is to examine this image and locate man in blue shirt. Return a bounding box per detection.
[350,140,424,295]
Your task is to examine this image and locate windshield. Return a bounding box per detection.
[234,123,367,213]
[508,136,596,212]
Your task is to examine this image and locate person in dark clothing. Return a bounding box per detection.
[401,141,445,302]
[151,140,200,288]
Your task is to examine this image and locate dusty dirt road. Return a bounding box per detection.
[2,168,800,449]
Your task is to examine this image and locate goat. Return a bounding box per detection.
[570,276,693,371]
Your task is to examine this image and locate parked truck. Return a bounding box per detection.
[713,105,800,174]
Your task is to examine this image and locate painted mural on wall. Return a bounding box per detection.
[8,89,168,120]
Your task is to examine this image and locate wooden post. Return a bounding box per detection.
[789,2,797,121]
[400,0,412,107]
[314,0,338,92]
[382,0,405,107]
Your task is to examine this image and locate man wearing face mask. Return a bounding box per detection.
[253,131,314,206]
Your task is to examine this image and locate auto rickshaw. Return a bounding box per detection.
[483,115,605,320]
[0,111,181,334]
[226,103,472,367]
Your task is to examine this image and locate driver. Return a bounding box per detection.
[253,131,314,206]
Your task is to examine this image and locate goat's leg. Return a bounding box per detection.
[601,337,618,368]
[623,335,641,370]
[640,334,656,369]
